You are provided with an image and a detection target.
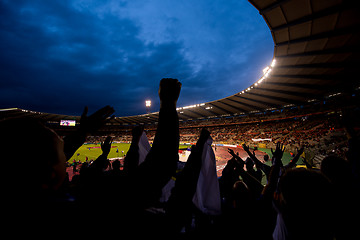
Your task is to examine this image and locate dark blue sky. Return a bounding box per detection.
[0,0,273,117]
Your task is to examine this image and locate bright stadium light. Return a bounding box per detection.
[145,100,151,113]
[262,66,270,74]
[271,59,276,67]
[239,58,276,97]
[264,68,272,78]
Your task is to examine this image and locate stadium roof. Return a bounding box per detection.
[1,0,359,125]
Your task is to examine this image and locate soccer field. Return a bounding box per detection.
[68,143,131,162]
[68,143,191,162]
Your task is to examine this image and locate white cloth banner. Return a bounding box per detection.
[138,132,151,165]
[252,138,272,142]
[192,136,222,215]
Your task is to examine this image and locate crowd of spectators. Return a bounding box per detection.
[110,109,348,163]
[1,78,359,239]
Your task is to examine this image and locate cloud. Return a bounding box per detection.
[0,0,273,117]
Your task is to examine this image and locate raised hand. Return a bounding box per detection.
[228,148,235,156]
[242,143,250,152]
[228,148,244,169]
[63,105,114,160]
[287,145,305,168]
[101,136,113,156]
[158,78,182,108]
[80,105,115,134]
[271,142,285,165]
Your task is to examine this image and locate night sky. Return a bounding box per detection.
[0,0,273,117]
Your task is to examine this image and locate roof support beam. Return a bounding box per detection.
[217,100,251,113]
[276,62,348,69]
[201,107,221,117]
[259,0,292,15]
[221,98,263,112]
[271,3,351,32]
[246,91,306,106]
[264,81,327,90]
[275,46,360,58]
[270,74,340,81]
[208,103,236,115]
[232,94,282,109]
[275,26,359,47]
[184,109,207,118]
[256,87,319,99]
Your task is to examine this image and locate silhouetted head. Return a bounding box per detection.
[245,157,254,169]
[232,180,251,209]
[0,118,66,195]
[321,155,352,187]
[112,159,121,170]
[278,168,333,239]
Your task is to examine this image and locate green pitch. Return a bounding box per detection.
[68,143,131,162]
[68,143,191,162]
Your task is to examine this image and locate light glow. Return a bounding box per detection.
[239,58,276,97]
[262,66,269,74]
[271,59,276,67]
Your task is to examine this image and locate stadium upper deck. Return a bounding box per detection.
[1,0,359,125]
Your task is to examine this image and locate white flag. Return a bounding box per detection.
[192,136,221,215]
[138,132,151,165]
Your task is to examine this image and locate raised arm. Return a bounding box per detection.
[242,144,262,166]
[271,142,285,167]
[286,146,304,169]
[63,105,115,160]
[234,159,264,197]
[243,143,271,180]
[133,78,181,207]
[228,148,243,163]
[90,136,113,170]
[262,142,285,198]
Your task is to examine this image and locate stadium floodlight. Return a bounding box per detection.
[145,100,151,113]
[271,59,276,67]
[262,66,270,74]
[240,59,275,99]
